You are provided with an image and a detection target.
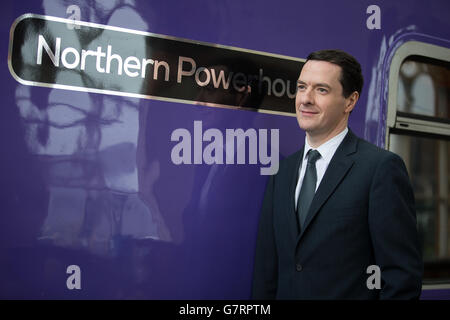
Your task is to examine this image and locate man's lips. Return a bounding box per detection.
[300,110,319,116]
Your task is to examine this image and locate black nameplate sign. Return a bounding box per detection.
[9,14,303,115]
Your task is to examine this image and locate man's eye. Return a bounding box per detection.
[297,85,306,90]
[318,88,328,93]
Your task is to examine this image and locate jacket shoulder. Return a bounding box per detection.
[354,136,407,172]
[356,137,400,159]
[277,148,302,176]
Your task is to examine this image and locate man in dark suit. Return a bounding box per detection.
[252,49,423,299]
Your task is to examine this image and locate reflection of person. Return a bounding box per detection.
[176,61,268,298]
[252,49,423,299]
[193,61,264,110]
[16,1,170,255]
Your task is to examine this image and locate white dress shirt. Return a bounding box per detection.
[294,127,349,209]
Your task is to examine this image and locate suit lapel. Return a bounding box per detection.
[287,147,304,240]
[297,130,358,242]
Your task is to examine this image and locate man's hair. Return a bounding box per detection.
[305,49,364,98]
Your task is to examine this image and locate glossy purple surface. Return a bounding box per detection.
[1,0,449,299]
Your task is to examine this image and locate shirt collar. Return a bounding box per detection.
[303,127,349,163]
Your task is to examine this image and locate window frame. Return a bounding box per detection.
[386,41,450,288]
[386,41,450,149]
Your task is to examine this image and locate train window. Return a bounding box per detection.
[397,56,449,120]
[386,42,450,138]
[387,41,450,284]
[389,133,450,281]
[386,41,450,284]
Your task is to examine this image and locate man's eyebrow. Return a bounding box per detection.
[315,83,331,89]
[296,80,331,89]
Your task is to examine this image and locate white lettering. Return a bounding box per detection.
[124,56,141,77]
[194,120,203,164]
[154,60,170,81]
[195,67,211,87]
[232,72,247,93]
[211,69,232,89]
[366,265,381,289]
[170,121,279,175]
[106,45,123,75]
[170,129,191,164]
[259,129,279,175]
[272,78,286,98]
[81,49,97,70]
[177,56,196,83]
[61,47,80,69]
[286,80,297,99]
[37,35,60,66]
[203,128,223,164]
[66,5,81,30]
[141,58,154,78]
[259,68,271,96]
[95,47,106,72]
[33,36,294,101]
[226,128,257,164]
[366,5,381,30]
[178,304,214,318]
[66,265,81,290]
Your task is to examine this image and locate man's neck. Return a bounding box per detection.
[306,124,348,148]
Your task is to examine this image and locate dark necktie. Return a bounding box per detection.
[297,149,321,230]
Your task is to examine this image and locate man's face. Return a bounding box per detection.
[295,60,354,139]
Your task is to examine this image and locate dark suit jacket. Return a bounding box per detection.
[252,129,423,299]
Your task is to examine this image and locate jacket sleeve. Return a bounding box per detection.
[368,152,423,299]
[252,175,278,299]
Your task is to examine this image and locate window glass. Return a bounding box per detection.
[397,56,450,121]
[390,133,450,281]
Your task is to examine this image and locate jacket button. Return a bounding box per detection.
[296,264,303,272]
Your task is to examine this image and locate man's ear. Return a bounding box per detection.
[345,91,359,113]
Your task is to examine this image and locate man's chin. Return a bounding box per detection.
[298,122,316,133]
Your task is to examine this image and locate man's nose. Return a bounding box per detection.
[296,88,314,106]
